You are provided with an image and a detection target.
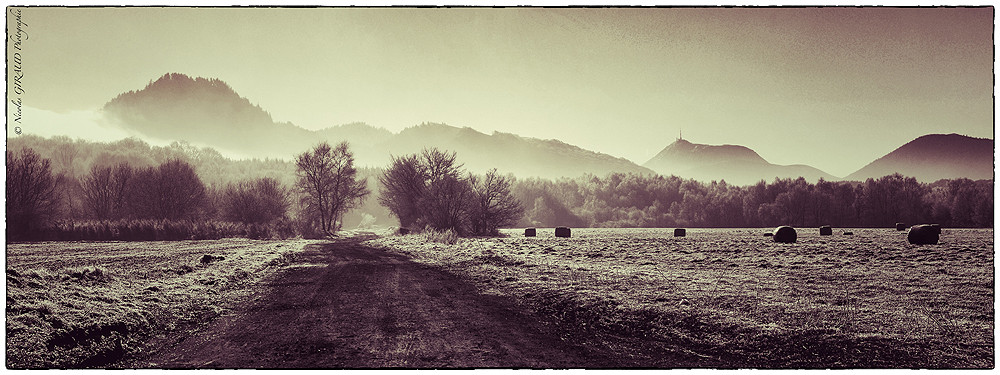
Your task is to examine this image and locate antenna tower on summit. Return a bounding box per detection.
[679,128,683,141]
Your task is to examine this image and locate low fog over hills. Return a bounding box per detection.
[103,73,652,178]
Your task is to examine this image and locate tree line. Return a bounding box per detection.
[7,138,524,241]
[6,141,370,241]
[6,134,992,242]
[7,135,391,231]
[512,173,993,229]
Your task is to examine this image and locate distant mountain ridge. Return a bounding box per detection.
[103,73,654,178]
[643,138,836,185]
[102,73,994,183]
[844,134,994,182]
[104,73,316,157]
[379,123,653,177]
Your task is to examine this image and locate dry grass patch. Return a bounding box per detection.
[6,239,315,368]
[367,228,993,368]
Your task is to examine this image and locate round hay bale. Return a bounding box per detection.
[842,231,854,235]
[555,226,571,238]
[907,224,941,245]
[772,226,797,243]
[895,222,906,231]
[763,232,773,237]
[819,225,832,236]
[674,228,686,237]
[200,254,224,264]
[524,228,536,237]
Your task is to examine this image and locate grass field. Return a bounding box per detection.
[5,239,315,368]
[368,227,994,368]
[6,228,992,368]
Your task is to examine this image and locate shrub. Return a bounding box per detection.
[422,226,459,245]
[36,219,300,241]
[222,177,290,224]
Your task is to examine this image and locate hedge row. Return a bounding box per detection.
[16,220,297,242]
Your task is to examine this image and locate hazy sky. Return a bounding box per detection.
[8,7,994,177]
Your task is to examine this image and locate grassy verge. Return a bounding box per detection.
[366,228,993,368]
[6,239,315,368]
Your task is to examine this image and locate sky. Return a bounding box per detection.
[6,6,994,177]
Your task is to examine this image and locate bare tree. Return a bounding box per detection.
[54,172,84,221]
[468,169,524,236]
[81,163,134,220]
[379,148,511,235]
[129,159,206,220]
[378,154,426,229]
[53,142,79,176]
[416,148,470,234]
[159,160,207,220]
[7,148,59,240]
[109,163,135,219]
[82,165,114,220]
[295,142,369,234]
[421,172,472,234]
[128,166,158,219]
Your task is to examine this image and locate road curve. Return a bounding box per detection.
[133,236,620,368]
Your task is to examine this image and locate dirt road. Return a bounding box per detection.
[131,237,621,368]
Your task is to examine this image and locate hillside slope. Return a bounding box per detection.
[845,134,994,182]
[643,138,835,185]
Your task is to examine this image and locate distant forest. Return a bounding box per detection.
[7,135,993,240]
[514,172,992,229]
